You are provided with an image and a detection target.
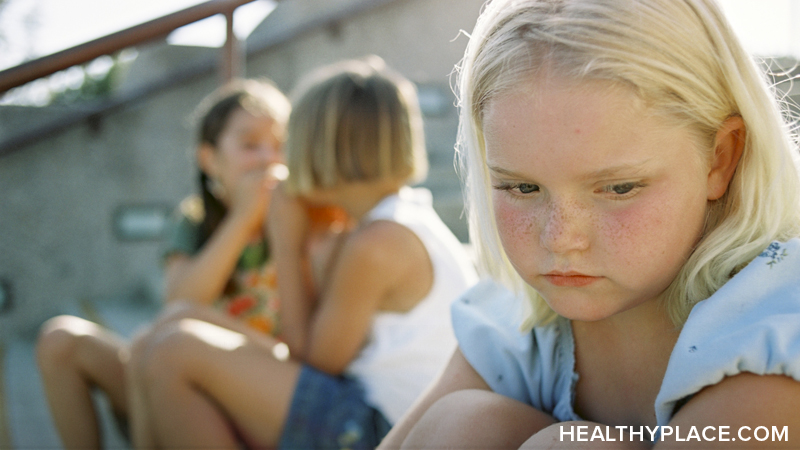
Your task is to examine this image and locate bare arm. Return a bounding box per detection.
[381,348,642,450]
[518,374,800,449]
[267,185,314,355]
[165,168,273,305]
[655,373,800,449]
[165,214,258,305]
[520,422,649,450]
[516,374,800,450]
[268,181,433,370]
[302,220,420,373]
[521,374,800,450]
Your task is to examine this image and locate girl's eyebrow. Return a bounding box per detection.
[487,161,653,180]
[487,164,523,177]
[582,160,653,181]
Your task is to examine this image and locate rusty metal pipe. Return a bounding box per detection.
[222,8,243,82]
[0,0,404,157]
[0,0,256,93]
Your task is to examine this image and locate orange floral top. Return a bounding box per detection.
[213,240,281,335]
[163,196,281,336]
[163,196,349,337]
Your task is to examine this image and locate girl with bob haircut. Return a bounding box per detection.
[284,55,428,196]
[381,0,800,448]
[127,56,477,449]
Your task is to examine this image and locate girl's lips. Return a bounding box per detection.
[543,273,600,287]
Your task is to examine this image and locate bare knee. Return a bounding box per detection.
[138,321,200,387]
[140,318,253,388]
[403,390,554,450]
[127,302,195,380]
[36,315,96,372]
[126,326,156,385]
[152,300,202,328]
[129,318,209,393]
[410,390,509,435]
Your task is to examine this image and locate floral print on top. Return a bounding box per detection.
[214,239,282,336]
[162,196,281,337]
[162,196,350,338]
[759,241,789,268]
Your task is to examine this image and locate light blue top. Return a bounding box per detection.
[453,239,800,431]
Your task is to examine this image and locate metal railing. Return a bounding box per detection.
[0,0,256,93]
[0,0,401,156]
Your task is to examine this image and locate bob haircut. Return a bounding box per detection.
[456,0,800,328]
[285,56,427,195]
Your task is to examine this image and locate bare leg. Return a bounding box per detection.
[125,228,345,448]
[126,326,160,450]
[137,318,301,448]
[36,315,129,450]
[128,302,271,449]
[401,389,556,450]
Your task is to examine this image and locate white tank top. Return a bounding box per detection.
[344,186,478,423]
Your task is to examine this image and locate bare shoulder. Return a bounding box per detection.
[323,219,428,297]
[349,219,422,248]
[658,373,800,449]
[342,219,426,268]
[331,219,432,312]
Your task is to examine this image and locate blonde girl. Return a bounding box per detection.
[381,0,800,448]
[126,57,477,449]
[36,79,291,449]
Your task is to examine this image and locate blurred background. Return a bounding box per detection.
[0,0,798,448]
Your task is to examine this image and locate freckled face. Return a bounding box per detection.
[482,77,711,321]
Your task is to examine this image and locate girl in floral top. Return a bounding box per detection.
[160,79,291,336]
[36,79,345,449]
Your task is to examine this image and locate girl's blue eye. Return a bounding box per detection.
[600,182,646,198]
[491,181,540,196]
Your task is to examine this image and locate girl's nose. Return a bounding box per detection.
[538,199,590,254]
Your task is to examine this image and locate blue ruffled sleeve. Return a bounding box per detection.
[656,239,800,425]
[451,280,581,421]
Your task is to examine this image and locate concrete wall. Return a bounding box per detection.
[0,73,215,339]
[0,0,485,339]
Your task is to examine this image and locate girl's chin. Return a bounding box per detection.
[554,309,616,323]
[542,297,620,323]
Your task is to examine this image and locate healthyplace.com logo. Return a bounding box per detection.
[560,425,789,443]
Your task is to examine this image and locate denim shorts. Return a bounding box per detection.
[278,365,392,450]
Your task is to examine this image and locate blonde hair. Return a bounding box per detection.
[285,56,427,195]
[457,0,800,328]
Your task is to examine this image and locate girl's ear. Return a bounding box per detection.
[707,116,746,201]
[197,143,218,177]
